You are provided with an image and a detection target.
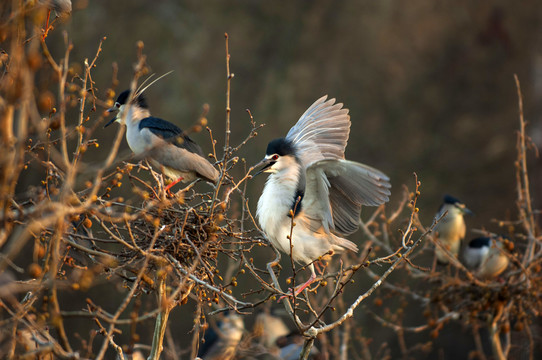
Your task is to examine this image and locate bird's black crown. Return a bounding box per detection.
[266,138,296,156]
[443,194,461,205]
[468,237,490,248]
[115,90,149,109]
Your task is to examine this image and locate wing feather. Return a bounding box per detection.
[286,96,391,235]
[303,160,391,235]
[139,117,204,156]
[286,96,350,167]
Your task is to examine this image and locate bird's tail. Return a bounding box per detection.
[332,236,359,253]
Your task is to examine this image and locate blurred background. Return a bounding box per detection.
[48,0,541,226]
[19,0,542,358]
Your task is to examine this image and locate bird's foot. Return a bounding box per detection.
[313,260,327,275]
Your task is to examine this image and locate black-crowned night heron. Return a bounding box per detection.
[276,332,321,360]
[253,310,290,350]
[104,90,219,191]
[196,312,245,360]
[255,95,391,296]
[463,236,510,279]
[433,195,473,264]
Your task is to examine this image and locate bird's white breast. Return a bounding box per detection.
[125,122,148,155]
[257,164,302,249]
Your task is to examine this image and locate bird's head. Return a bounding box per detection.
[104,90,149,128]
[442,194,474,216]
[467,237,491,250]
[253,138,298,176]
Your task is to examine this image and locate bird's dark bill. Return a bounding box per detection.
[104,117,117,128]
[253,158,275,176]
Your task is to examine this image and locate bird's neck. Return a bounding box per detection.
[257,162,305,238]
[123,106,151,155]
[126,105,150,124]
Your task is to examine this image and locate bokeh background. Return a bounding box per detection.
[28,0,542,358]
[53,0,542,225]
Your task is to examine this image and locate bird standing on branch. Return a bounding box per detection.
[255,96,391,297]
[433,195,473,264]
[105,89,219,191]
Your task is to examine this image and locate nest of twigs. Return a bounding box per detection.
[429,267,542,326]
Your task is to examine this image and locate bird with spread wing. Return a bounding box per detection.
[255,96,391,297]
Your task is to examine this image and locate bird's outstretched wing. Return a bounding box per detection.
[139,117,204,156]
[285,96,350,167]
[302,160,391,235]
[288,96,390,235]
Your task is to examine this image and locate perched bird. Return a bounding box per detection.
[275,332,322,360]
[105,90,219,190]
[253,310,290,350]
[433,195,473,264]
[197,313,245,360]
[463,236,510,279]
[255,96,391,296]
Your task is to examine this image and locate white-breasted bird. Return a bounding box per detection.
[197,313,245,360]
[104,90,219,190]
[433,195,473,264]
[255,96,391,296]
[463,236,510,279]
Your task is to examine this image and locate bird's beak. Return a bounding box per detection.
[103,116,117,128]
[462,207,474,216]
[252,157,274,177]
[104,105,120,128]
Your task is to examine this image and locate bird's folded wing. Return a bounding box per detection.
[147,144,218,183]
[139,117,204,156]
[303,160,391,235]
[285,96,350,167]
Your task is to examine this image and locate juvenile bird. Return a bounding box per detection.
[433,195,473,264]
[255,96,391,296]
[463,236,510,279]
[105,90,219,190]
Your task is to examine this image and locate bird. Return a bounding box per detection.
[104,89,219,191]
[433,195,473,264]
[197,312,245,360]
[253,310,290,350]
[463,236,510,279]
[255,95,391,297]
[276,332,322,360]
[38,0,72,13]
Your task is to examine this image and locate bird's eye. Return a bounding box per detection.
[272,154,279,161]
[115,102,120,108]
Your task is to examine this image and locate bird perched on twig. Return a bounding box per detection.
[463,236,510,279]
[433,195,473,264]
[105,89,219,191]
[255,96,391,297]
